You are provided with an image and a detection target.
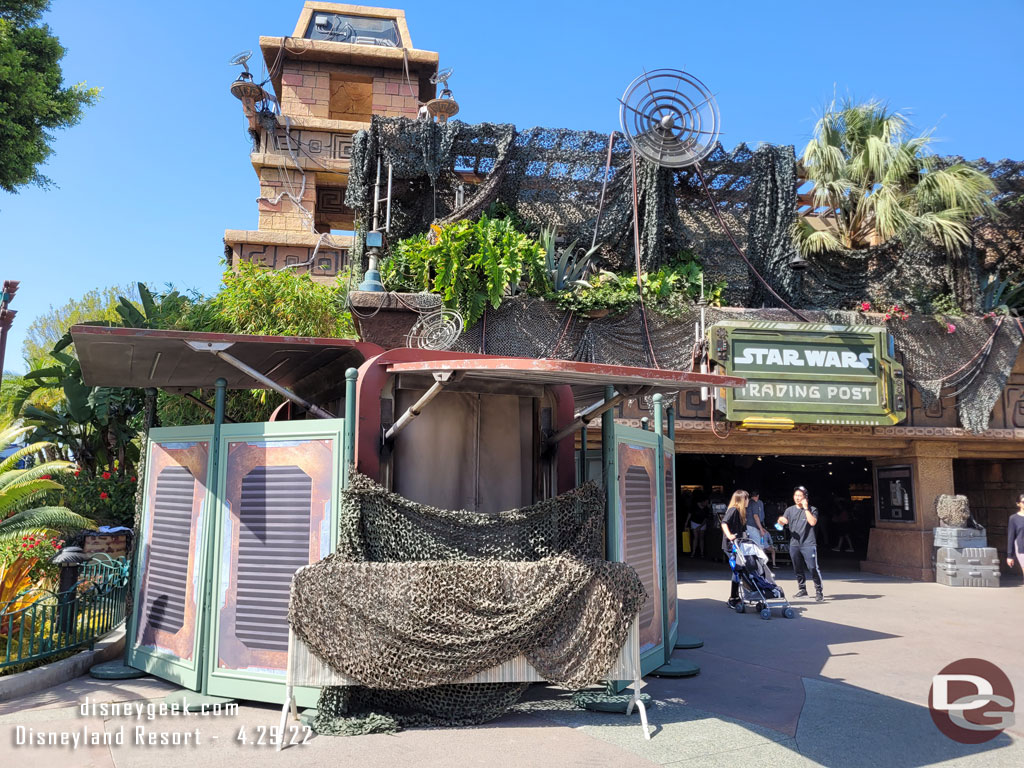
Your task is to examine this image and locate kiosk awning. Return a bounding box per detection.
[71,325,382,401]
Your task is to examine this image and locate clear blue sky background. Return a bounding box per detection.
[2,0,1023,373]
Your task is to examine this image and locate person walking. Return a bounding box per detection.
[686,496,710,559]
[1007,493,1024,580]
[720,490,750,608]
[747,490,775,567]
[777,486,825,602]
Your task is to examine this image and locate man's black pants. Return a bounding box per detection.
[790,542,823,595]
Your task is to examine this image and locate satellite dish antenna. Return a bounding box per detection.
[427,66,459,122]
[228,50,253,75]
[616,67,808,324]
[618,68,720,169]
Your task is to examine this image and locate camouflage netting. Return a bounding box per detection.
[345,117,1024,431]
[935,495,972,528]
[290,470,645,735]
[346,117,1024,311]
[451,298,1023,433]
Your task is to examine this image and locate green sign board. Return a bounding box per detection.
[708,320,907,427]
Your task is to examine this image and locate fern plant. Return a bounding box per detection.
[0,426,95,544]
[382,215,546,327]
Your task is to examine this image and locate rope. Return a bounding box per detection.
[630,149,660,369]
[693,163,809,322]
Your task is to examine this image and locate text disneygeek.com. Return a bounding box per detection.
[10,696,311,748]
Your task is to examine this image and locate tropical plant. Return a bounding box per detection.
[0,425,94,544]
[795,99,997,257]
[214,261,356,338]
[979,274,1024,317]
[382,214,547,327]
[538,225,599,292]
[43,469,137,529]
[13,334,144,475]
[21,284,135,368]
[0,557,50,637]
[553,255,726,315]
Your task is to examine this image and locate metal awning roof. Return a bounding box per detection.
[71,325,381,401]
[386,357,745,397]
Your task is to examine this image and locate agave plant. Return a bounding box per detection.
[539,225,600,292]
[796,99,997,257]
[979,274,1024,316]
[0,426,95,544]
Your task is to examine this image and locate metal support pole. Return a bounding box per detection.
[652,395,670,665]
[198,378,228,693]
[383,372,453,442]
[667,402,676,441]
[344,368,357,474]
[578,425,588,485]
[601,385,616,561]
[208,348,335,419]
[546,391,625,447]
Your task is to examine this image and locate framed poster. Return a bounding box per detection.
[876,465,915,522]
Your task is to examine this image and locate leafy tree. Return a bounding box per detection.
[21,284,136,367]
[0,0,99,192]
[795,99,997,256]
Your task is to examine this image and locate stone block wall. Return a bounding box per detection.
[953,458,1023,572]
[279,62,419,120]
[257,166,316,232]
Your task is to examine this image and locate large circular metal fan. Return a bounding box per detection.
[619,69,720,168]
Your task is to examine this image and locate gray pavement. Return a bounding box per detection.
[1,564,1021,767]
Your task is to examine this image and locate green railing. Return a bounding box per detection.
[1,555,131,670]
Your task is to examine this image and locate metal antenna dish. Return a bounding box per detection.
[618,69,720,168]
[228,50,253,74]
[430,67,454,87]
[406,309,464,350]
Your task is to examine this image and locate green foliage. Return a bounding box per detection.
[979,274,1024,317]
[21,284,135,368]
[0,1,100,192]
[12,334,144,475]
[214,261,356,337]
[796,99,997,257]
[0,425,94,544]
[382,215,546,327]
[929,292,963,317]
[0,531,63,585]
[539,226,598,292]
[553,255,725,315]
[42,468,137,529]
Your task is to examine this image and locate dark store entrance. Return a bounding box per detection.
[674,453,875,564]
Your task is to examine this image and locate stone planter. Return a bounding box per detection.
[349,291,441,350]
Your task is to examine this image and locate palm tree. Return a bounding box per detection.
[0,425,95,543]
[795,99,997,256]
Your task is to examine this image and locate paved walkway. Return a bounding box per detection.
[1,564,1021,767]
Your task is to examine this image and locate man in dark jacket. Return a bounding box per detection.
[777,486,825,602]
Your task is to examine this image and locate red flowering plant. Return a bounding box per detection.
[0,534,65,587]
[42,467,138,530]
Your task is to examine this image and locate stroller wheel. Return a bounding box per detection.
[760,608,772,620]
[734,602,746,614]
[756,602,766,612]
[784,607,795,619]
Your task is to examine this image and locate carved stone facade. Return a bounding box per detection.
[224,3,438,283]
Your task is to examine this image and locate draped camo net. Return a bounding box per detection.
[346,118,1024,431]
[288,470,645,735]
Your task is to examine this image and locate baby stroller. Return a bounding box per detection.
[729,535,795,620]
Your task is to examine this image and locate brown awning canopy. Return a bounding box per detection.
[386,357,745,400]
[71,325,382,402]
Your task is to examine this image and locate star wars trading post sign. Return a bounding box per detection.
[708,320,907,428]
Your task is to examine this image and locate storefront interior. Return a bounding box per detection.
[675,453,875,561]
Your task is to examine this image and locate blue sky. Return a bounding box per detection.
[2,0,1022,373]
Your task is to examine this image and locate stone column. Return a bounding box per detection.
[862,441,957,581]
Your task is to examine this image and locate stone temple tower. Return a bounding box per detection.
[225,3,438,282]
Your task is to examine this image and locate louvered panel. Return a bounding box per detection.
[623,465,657,633]
[664,454,677,628]
[236,466,312,652]
[142,466,195,634]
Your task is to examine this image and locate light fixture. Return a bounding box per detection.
[228,51,267,107]
[789,252,809,270]
[756,456,762,461]
[426,67,459,123]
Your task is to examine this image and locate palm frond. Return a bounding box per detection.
[0,506,96,541]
